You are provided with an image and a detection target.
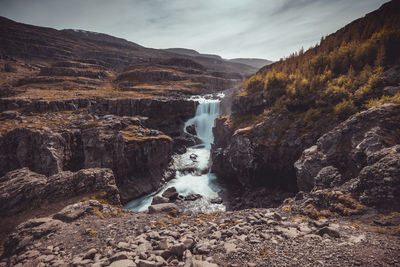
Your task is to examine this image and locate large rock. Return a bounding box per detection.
[80,121,174,203]
[295,104,400,207]
[0,127,69,177]
[0,167,120,216]
[53,200,104,222]
[211,112,319,190]
[3,217,65,257]
[161,187,179,201]
[148,203,179,215]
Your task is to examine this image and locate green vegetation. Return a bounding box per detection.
[240,4,400,124]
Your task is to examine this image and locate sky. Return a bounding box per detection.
[0,0,389,61]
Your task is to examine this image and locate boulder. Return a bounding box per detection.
[0,167,120,216]
[53,200,103,223]
[148,203,179,215]
[190,260,218,267]
[151,195,169,205]
[186,124,197,135]
[172,133,201,154]
[109,259,136,267]
[184,194,202,201]
[162,187,179,201]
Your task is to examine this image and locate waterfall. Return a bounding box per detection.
[125,95,226,213]
[184,99,220,148]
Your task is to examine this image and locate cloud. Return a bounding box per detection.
[0,0,390,60]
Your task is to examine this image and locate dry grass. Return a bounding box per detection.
[0,110,80,135]
[93,207,105,219]
[80,191,113,205]
[281,205,292,213]
[88,230,97,236]
[119,125,172,148]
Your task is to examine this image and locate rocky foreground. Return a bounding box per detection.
[1,200,399,267]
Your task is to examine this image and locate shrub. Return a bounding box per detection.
[333,99,357,120]
[365,92,400,109]
[246,76,265,94]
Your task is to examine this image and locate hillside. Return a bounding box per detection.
[212,0,400,193]
[0,16,259,101]
[228,58,273,69]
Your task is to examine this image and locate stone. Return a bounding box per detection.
[182,238,195,249]
[148,203,179,215]
[118,242,131,250]
[184,194,203,201]
[109,259,136,267]
[169,243,186,256]
[151,196,169,205]
[210,197,223,204]
[279,227,301,239]
[137,259,160,267]
[186,124,197,135]
[316,227,341,238]
[161,187,179,201]
[195,242,211,254]
[111,252,129,262]
[84,248,97,259]
[157,239,169,250]
[223,242,237,253]
[53,201,98,223]
[190,260,218,267]
[211,231,221,240]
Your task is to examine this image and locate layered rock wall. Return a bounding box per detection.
[0,114,174,204]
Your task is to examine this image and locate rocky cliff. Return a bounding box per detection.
[294,103,400,208]
[0,111,174,204]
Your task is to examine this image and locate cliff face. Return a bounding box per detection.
[0,167,120,217]
[295,104,400,207]
[211,109,333,191]
[0,111,174,204]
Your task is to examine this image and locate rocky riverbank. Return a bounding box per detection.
[1,200,399,267]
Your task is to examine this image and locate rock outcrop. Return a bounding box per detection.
[294,104,400,208]
[0,168,120,217]
[0,112,174,203]
[211,111,331,191]
[0,97,197,137]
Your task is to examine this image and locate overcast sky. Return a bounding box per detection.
[0,0,389,61]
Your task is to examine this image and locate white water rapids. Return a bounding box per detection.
[125,94,225,213]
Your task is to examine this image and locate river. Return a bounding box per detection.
[124,94,226,213]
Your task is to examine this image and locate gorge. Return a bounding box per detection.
[125,94,226,213]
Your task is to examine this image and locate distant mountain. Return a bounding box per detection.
[165,48,272,71]
[228,58,273,69]
[164,48,222,60]
[0,16,262,100]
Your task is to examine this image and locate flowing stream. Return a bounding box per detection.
[125,95,226,213]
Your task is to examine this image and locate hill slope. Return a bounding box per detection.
[211,0,400,191]
[0,16,258,100]
[228,58,273,69]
